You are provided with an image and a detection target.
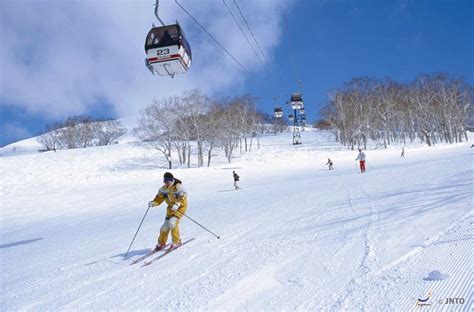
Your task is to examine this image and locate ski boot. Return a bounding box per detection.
[169,240,182,250]
[154,243,166,252]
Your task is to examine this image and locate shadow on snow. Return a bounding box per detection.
[0,237,44,249]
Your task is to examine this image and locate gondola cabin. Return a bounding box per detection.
[144,24,192,77]
[290,92,303,110]
[274,107,283,118]
[288,114,294,121]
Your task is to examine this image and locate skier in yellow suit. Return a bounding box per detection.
[148,172,187,251]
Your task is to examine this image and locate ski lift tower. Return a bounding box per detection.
[289,81,304,145]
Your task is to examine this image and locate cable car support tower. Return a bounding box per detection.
[289,80,304,145]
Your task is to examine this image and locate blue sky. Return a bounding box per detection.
[244,0,473,114]
[1,0,472,147]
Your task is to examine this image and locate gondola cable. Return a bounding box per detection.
[175,0,249,73]
[232,0,272,73]
[222,0,269,74]
[282,10,299,85]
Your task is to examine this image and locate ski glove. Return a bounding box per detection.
[171,203,180,212]
[148,201,155,208]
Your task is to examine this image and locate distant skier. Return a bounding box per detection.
[233,171,240,190]
[355,148,366,173]
[325,158,334,170]
[148,172,187,251]
[401,147,405,158]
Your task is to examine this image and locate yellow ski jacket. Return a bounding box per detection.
[151,179,188,218]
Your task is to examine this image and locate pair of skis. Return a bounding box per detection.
[129,238,195,267]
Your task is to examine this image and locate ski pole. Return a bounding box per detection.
[183,213,220,239]
[124,205,151,258]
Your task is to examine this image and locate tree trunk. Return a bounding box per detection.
[187,144,191,168]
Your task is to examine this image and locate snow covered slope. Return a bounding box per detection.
[1,131,472,311]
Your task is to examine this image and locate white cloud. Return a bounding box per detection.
[0,0,295,120]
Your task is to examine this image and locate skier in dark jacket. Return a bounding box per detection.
[233,171,240,190]
[325,158,334,170]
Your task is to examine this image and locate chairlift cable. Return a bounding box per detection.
[222,0,269,73]
[233,0,272,73]
[175,0,249,73]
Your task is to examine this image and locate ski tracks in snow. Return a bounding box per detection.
[330,187,382,310]
[378,211,473,311]
[332,207,473,311]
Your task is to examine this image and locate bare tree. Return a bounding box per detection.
[202,103,224,167]
[179,89,209,167]
[320,73,472,148]
[220,99,243,163]
[37,116,125,151]
[37,129,60,151]
[53,115,95,149]
[134,98,178,169]
[94,119,127,146]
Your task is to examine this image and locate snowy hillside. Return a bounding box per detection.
[1,130,472,311]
